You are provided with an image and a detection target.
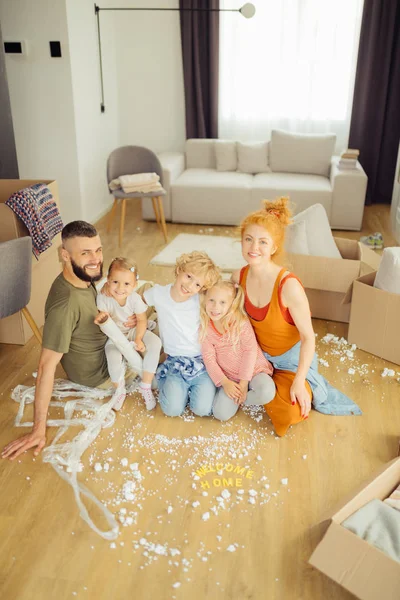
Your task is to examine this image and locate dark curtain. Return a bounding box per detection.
[179,0,219,139]
[0,21,19,178]
[349,0,400,205]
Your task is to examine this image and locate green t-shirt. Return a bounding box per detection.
[43,273,109,387]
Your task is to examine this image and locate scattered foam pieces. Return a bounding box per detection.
[120,458,128,467]
[202,512,210,521]
[227,545,236,552]
[221,489,231,500]
[382,368,395,377]
[94,463,102,472]
[302,454,307,460]
[281,478,288,485]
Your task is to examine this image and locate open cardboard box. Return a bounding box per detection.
[0,179,62,345]
[286,237,381,323]
[344,271,400,366]
[310,457,400,600]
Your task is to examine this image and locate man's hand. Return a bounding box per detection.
[100,281,112,297]
[124,314,137,329]
[94,310,109,325]
[2,427,46,461]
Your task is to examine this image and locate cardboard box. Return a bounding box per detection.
[0,179,62,345]
[286,237,381,323]
[310,458,400,600]
[345,271,400,366]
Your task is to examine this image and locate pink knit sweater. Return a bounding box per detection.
[201,319,273,387]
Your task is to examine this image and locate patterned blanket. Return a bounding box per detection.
[6,183,63,259]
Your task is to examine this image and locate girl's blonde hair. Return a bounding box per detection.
[239,196,293,261]
[107,257,138,278]
[175,251,220,290]
[200,280,248,347]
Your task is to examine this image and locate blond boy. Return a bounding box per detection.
[144,251,220,417]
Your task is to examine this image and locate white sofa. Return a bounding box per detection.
[142,131,368,230]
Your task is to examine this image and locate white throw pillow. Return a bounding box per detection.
[270,130,336,177]
[293,204,341,258]
[215,140,237,172]
[237,142,271,174]
[374,248,400,294]
[285,220,309,255]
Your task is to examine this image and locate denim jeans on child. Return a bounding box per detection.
[156,355,216,417]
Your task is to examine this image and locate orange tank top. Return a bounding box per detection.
[240,266,301,357]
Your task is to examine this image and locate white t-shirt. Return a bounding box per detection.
[143,284,201,357]
[96,291,148,335]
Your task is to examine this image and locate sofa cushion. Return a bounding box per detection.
[171,169,252,225]
[251,172,332,216]
[293,204,341,258]
[215,141,237,172]
[237,142,271,174]
[270,130,336,177]
[186,139,216,169]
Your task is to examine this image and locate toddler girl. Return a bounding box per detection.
[200,280,276,421]
[95,257,162,411]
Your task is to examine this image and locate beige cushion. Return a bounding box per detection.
[270,130,336,177]
[285,220,309,255]
[293,204,341,258]
[215,141,237,172]
[185,139,216,169]
[237,142,271,174]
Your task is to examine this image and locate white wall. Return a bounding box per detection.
[66,0,119,223]
[0,0,186,224]
[0,0,82,223]
[111,0,186,153]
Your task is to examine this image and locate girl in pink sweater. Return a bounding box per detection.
[200,280,275,421]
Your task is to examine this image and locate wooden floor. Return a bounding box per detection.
[0,203,399,600]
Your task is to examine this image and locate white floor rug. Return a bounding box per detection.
[150,233,246,272]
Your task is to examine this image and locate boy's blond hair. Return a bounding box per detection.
[199,280,248,347]
[174,251,220,290]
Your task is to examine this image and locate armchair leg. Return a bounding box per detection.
[119,199,127,247]
[156,196,168,243]
[21,307,43,345]
[107,198,118,233]
[151,197,162,231]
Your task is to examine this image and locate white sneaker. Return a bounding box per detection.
[140,386,156,410]
[113,391,126,411]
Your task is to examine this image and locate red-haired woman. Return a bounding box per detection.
[232,197,361,437]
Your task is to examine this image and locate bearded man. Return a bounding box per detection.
[2,221,135,460]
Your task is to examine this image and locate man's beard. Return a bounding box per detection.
[71,258,103,282]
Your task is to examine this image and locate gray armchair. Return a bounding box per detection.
[0,236,43,344]
[107,145,168,246]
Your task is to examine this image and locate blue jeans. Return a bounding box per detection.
[158,371,216,417]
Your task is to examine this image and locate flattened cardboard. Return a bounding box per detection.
[347,272,400,365]
[310,458,400,600]
[0,179,62,345]
[286,237,381,323]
